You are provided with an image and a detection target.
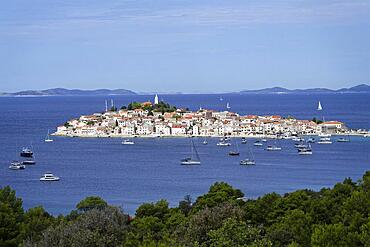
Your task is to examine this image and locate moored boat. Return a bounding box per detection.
[240,159,255,165]
[181,139,201,165]
[22,159,36,165]
[9,161,26,170]
[266,145,282,151]
[40,172,60,181]
[122,139,134,145]
[20,147,33,157]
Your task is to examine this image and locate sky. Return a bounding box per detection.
[0,0,370,93]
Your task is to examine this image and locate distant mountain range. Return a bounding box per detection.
[239,84,370,94]
[1,84,369,96]
[2,88,137,96]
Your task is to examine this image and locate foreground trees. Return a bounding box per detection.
[1,171,369,246]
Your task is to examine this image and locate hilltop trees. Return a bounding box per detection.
[1,170,370,246]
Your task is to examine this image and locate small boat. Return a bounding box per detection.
[318,133,331,137]
[181,139,201,165]
[337,137,350,142]
[295,142,307,149]
[298,144,313,155]
[9,161,26,170]
[317,138,332,144]
[306,137,315,143]
[266,145,282,151]
[254,141,263,146]
[202,138,208,145]
[229,138,240,156]
[40,172,60,181]
[217,141,231,146]
[261,139,267,142]
[226,102,231,110]
[292,137,304,142]
[22,159,36,165]
[240,143,256,165]
[45,130,53,142]
[240,159,255,165]
[229,151,240,156]
[20,147,33,157]
[122,139,134,145]
[241,138,247,144]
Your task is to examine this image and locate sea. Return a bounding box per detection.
[0,93,369,215]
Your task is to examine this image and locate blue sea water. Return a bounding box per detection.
[0,93,369,215]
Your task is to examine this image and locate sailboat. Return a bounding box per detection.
[226,102,231,110]
[202,137,208,145]
[317,101,323,111]
[240,144,256,165]
[45,129,53,142]
[181,139,201,165]
[229,138,240,156]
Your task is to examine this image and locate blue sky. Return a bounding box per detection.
[1,0,370,93]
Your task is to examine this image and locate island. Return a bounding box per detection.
[54,95,355,138]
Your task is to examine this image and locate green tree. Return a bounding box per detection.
[311,223,348,247]
[21,206,54,244]
[192,182,244,212]
[76,196,108,212]
[0,186,24,247]
[208,218,272,247]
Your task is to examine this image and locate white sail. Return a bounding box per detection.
[317,101,322,111]
[226,102,231,109]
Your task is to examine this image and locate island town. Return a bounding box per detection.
[54,95,351,139]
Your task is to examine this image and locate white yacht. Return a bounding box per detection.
[266,145,282,151]
[254,140,263,146]
[45,129,53,142]
[317,138,332,144]
[40,172,60,181]
[240,159,256,165]
[318,133,331,137]
[217,141,231,146]
[122,139,134,145]
[9,161,26,170]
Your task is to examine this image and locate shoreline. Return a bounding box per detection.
[52,132,366,139]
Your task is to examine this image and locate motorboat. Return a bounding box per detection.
[266,145,282,151]
[292,137,304,142]
[298,145,313,155]
[20,147,33,157]
[298,148,313,155]
[337,137,350,142]
[241,138,247,144]
[306,137,315,143]
[228,151,240,156]
[202,140,208,145]
[261,139,267,142]
[181,139,201,165]
[9,161,26,170]
[318,133,331,137]
[240,159,256,165]
[295,143,307,149]
[254,141,263,146]
[22,159,36,165]
[40,172,60,181]
[122,139,134,145]
[217,141,231,146]
[317,138,332,144]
